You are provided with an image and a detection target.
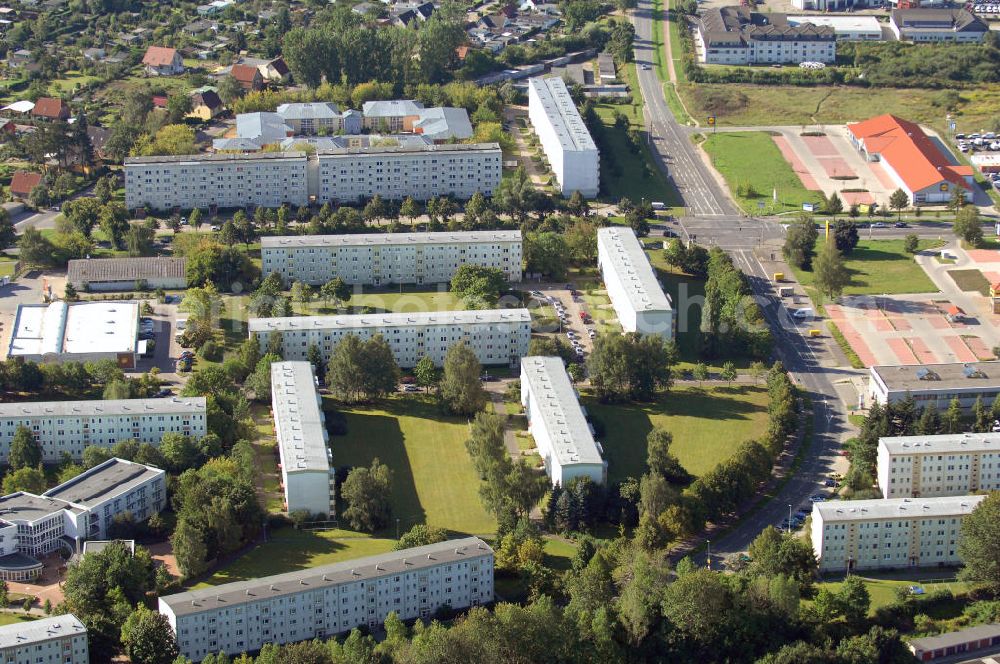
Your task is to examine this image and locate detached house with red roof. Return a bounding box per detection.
[31,97,69,121]
[848,114,974,206]
[10,171,42,200]
[229,64,263,91]
[142,46,184,76]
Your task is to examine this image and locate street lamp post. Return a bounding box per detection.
[788,504,793,534]
[706,539,711,570]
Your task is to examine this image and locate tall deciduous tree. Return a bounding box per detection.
[959,491,1000,593]
[8,425,42,470]
[954,206,983,248]
[439,342,488,415]
[120,605,179,664]
[812,237,849,299]
[888,188,909,220]
[341,458,392,532]
[782,215,818,270]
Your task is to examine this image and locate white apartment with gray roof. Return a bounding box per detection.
[877,432,1000,499]
[261,230,522,286]
[597,227,674,339]
[249,309,531,368]
[270,362,334,518]
[527,76,599,198]
[159,538,494,661]
[520,356,606,486]
[0,397,207,463]
[0,614,88,664]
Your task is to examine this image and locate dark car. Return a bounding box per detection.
[155,388,173,398]
[894,222,908,228]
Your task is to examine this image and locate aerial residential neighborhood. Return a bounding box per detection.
[0,0,999,659]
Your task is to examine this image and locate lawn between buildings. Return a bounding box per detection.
[811,571,970,617]
[790,238,943,296]
[701,131,822,214]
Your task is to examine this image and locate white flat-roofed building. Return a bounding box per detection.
[527,77,599,198]
[520,357,606,486]
[314,142,502,203]
[786,15,884,40]
[159,537,494,661]
[7,301,142,368]
[249,309,531,369]
[877,433,1000,499]
[270,362,334,518]
[261,231,522,286]
[811,495,985,573]
[124,151,309,212]
[0,397,207,463]
[597,227,673,339]
[868,362,1000,410]
[0,614,88,664]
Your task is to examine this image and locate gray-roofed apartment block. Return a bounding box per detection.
[270,362,334,517]
[159,537,494,661]
[527,77,599,198]
[0,614,88,664]
[867,361,1000,410]
[597,227,673,339]
[877,432,1000,499]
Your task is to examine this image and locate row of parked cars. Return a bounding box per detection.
[956,132,1000,153]
[779,476,840,531]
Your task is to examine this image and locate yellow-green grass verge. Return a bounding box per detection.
[790,239,943,296]
[827,321,865,369]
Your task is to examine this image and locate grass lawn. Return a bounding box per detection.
[50,71,99,94]
[330,394,496,536]
[814,571,969,615]
[947,268,990,296]
[340,288,466,314]
[193,527,397,588]
[592,64,682,208]
[0,613,36,626]
[702,131,822,214]
[792,239,942,296]
[583,385,770,483]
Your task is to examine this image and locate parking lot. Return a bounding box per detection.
[528,284,601,360]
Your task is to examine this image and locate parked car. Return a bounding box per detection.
[809,494,827,503]
[403,385,420,392]
[872,222,887,228]
[155,388,173,398]
[894,222,908,228]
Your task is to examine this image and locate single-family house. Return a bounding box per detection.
[142,46,184,76]
[10,171,42,200]
[229,64,264,91]
[31,97,69,120]
[260,56,290,83]
[189,89,224,120]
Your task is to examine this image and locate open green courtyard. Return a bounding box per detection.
[330,394,497,535]
[583,385,770,483]
[814,570,969,616]
[791,238,943,296]
[702,131,822,214]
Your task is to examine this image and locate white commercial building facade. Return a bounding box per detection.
[8,301,143,368]
[249,309,531,369]
[271,362,335,518]
[527,77,599,198]
[877,433,1000,499]
[867,362,1000,410]
[810,495,985,573]
[0,397,207,463]
[0,614,88,664]
[261,231,522,286]
[597,227,673,339]
[160,538,494,661]
[520,357,606,487]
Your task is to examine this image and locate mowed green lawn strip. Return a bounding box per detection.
[193,528,397,588]
[702,131,822,214]
[584,385,770,483]
[341,289,466,314]
[813,572,969,616]
[792,239,942,296]
[0,614,36,626]
[947,268,990,296]
[332,395,497,535]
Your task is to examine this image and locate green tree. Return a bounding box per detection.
[813,237,850,299]
[413,355,440,392]
[954,205,983,247]
[747,526,818,591]
[439,342,488,415]
[399,197,420,228]
[171,516,209,579]
[524,231,568,279]
[824,192,844,218]
[17,227,56,266]
[8,425,41,470]
[692,362,709,385]
[959,491,1000,593]
[341,458,393,532]
[832,219,860,255]
[944,396,963,434]
[587,333,675,402]
[889,188,909,220]
[782,215,818,270]
[319,277,351,309]
[720,360,738,385]
[903,233,919,254]
[120,604,179,664]
[450,264,507,307]
[135,124,197,156]
[394,524,448,550]
[2,467,46,494]
[645,427,688,484]
[166,93,193,125]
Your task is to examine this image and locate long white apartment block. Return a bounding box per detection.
[124,151,310,211]
[868,362,1000,410]
[597,227,674,339]
[270,362,334,518]
[261,230,522,286]
[527,77,599,198]
[159,537,494,661]
[314,142,502,203]
[0,397,207,463]
[520,357,606,487]
[877,433,1000,499]
[0,458,166,580]
[811,495,985,573]
[249,309,531,369]
[0,615,88,664]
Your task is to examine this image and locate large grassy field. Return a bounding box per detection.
[193,528,397,588]
[814,571,969,615]
[584,385,770,483]
[680,83,1000,134]
[792,238,942,296]
[329,288,466,314]
[702,131,822,214]
[331,395,496,535]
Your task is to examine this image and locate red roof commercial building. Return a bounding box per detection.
[848,114,973,206]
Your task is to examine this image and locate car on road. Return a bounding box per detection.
[824,478,838,487]
[641,64,650,70]
[809,493,827,503]
[894,222,908,228]
[872,222,887,228]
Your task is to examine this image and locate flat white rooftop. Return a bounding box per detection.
[872,362,1000,393]
[597,227,672,313]
[528,77,597,153]
[787,15,882,31]
[0,614,86,648]
[8,301,139,357]
[42,458,164,509]
[270,362,330,473]
[0,397,206,419]
[816,495,986,523]
[521,357,603,466]
[262,230,521,249]
[249,309,531,333]
[880,432,1000,456]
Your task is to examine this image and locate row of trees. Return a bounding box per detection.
[702,247,773,358]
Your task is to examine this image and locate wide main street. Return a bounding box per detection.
[630,0,855,562]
